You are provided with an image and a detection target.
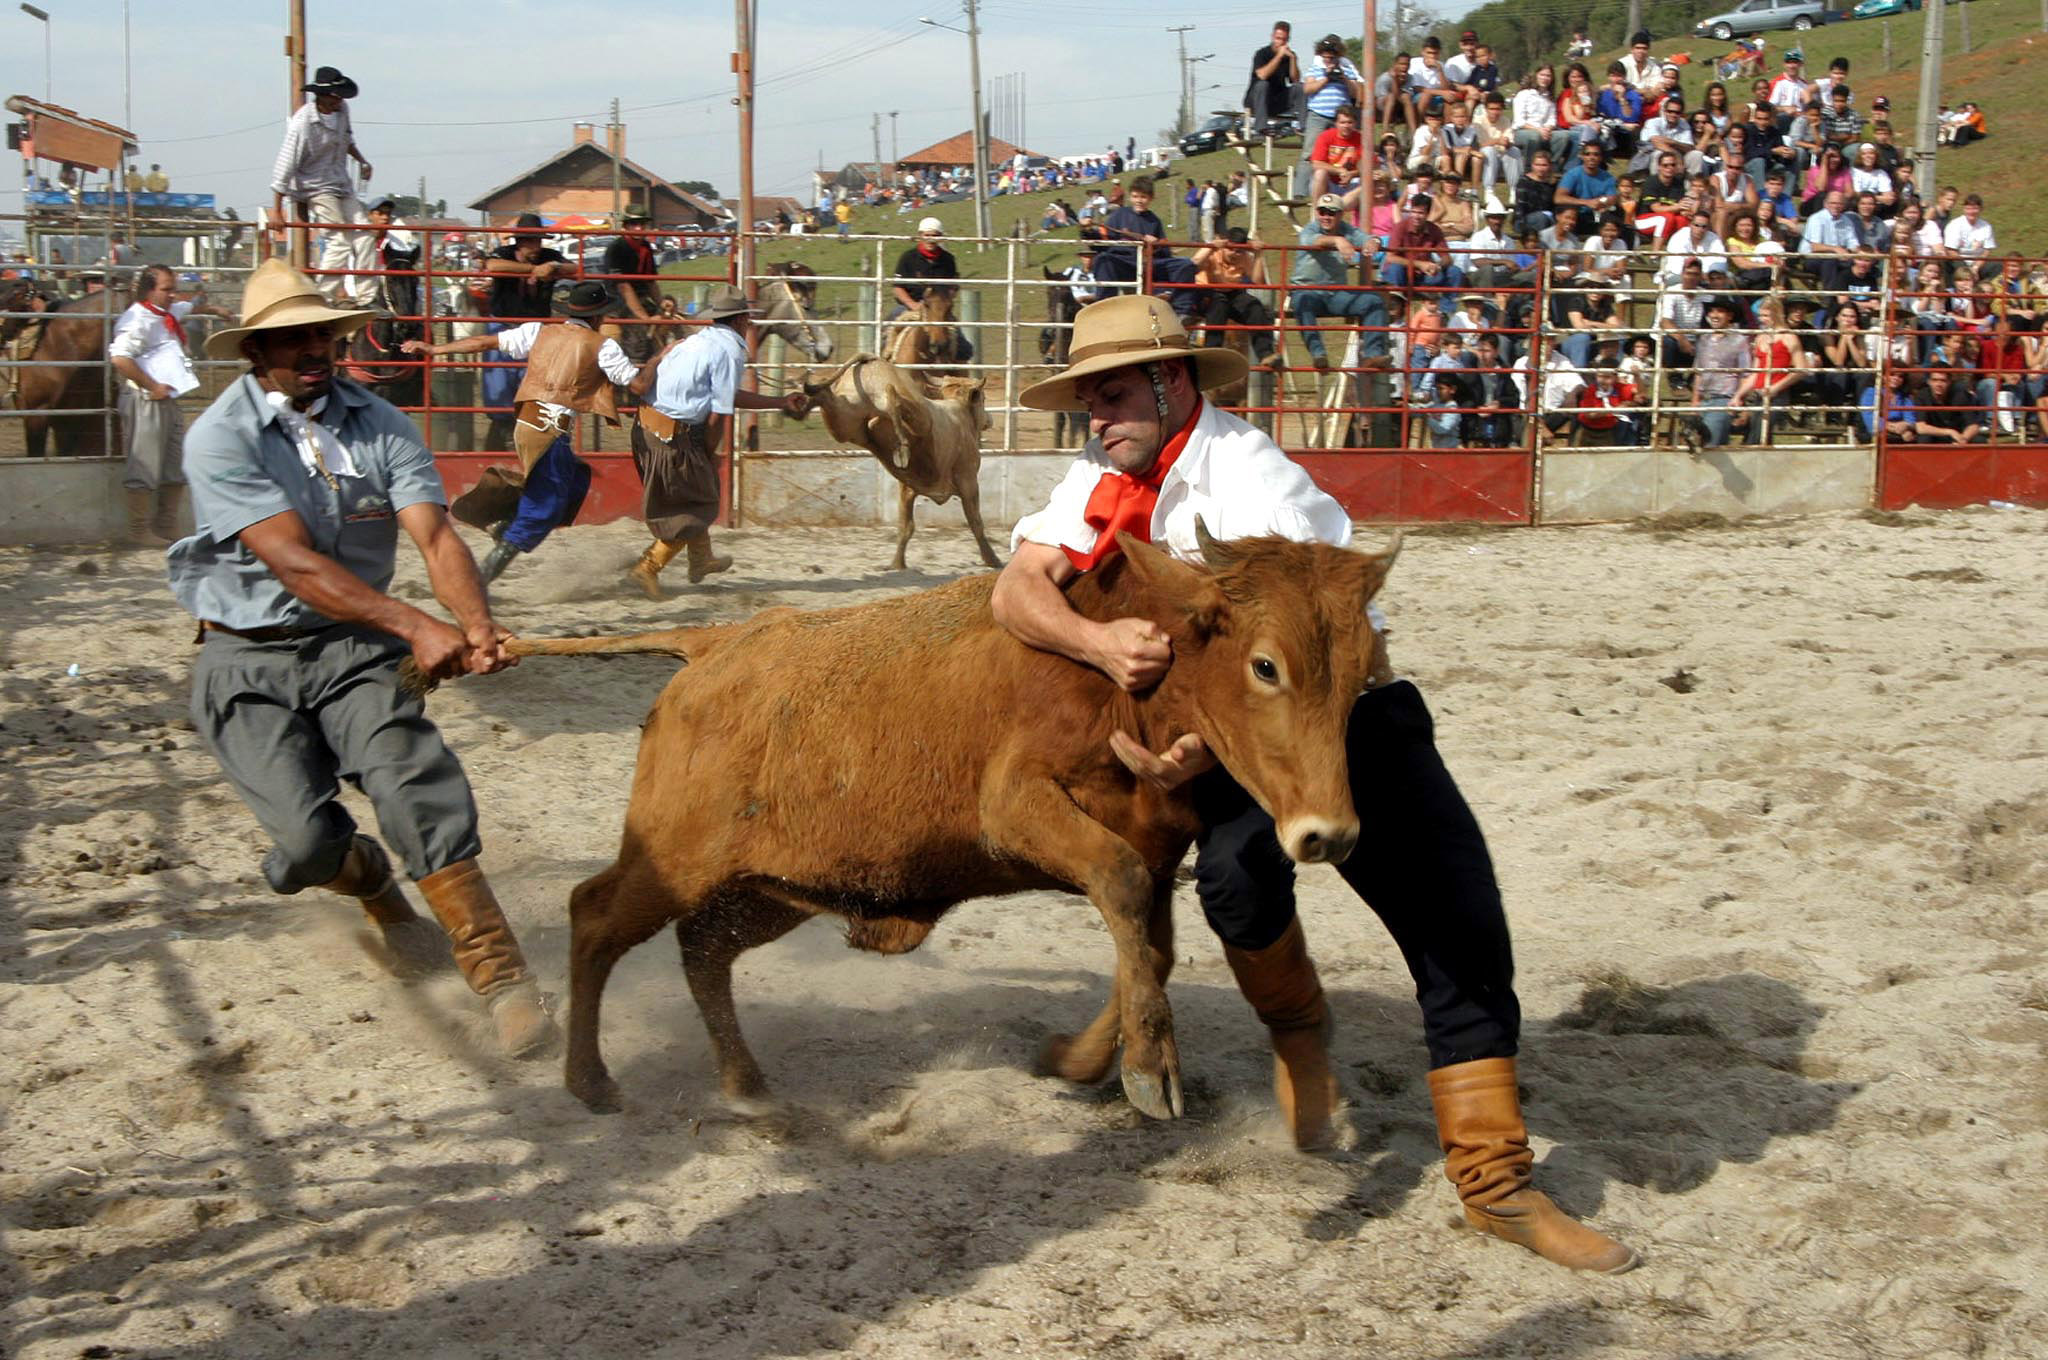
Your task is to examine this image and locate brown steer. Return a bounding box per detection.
[517,527,1397,1117]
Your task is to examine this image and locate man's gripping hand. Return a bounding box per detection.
[1091,617,1173,691]
[1110,730,1216,791]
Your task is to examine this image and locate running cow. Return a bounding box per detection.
[801,355,1003,571]
[502,525,1398,1119]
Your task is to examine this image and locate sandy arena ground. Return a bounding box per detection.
[2,507,2045,1360]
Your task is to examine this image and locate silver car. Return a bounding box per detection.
[1693,0,1826,40]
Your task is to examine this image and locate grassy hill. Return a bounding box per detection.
[1591,0,2047,239]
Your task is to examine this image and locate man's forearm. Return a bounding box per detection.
[418,517,493,632]
[990,563,1103,667]
[111,356,153,389]
[269,541,441,642]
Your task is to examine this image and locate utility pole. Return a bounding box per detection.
[965,0,990,246]
[871,112,882,182]
[285,0,307,266]
[608,96,624,224]
[1361,0,1377,237]
[418,174,426,219]
[1625,0,1643,45]
[1959,0,1971,54]
[1168,25,1195,136]
[734,0,756,284]
[888,110,899,168]
[1913,0,1943,196]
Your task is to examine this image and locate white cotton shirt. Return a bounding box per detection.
[110,299,199,395]
[1011,399,1353,563]
[650,322,748,422]
[489,320,639,384]
[1943,216,1996,256]
[1512,89,1556,131]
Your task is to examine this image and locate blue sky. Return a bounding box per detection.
[3,0,1463,220]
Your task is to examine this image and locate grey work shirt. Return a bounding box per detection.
[167,374,446,631]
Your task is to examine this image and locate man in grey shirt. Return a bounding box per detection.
[168,258,554,1057]
[270,67,374,304]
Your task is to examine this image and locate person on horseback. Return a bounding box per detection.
[888,218,972,364]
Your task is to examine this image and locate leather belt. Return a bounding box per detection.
[198,620,324,643]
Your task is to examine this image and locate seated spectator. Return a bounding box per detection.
[1687,113,1726,177]
[1620,31,1658,90]
[1617,333,1657,389]
[1730,295,1807,429]
[1744,101,1795,189]
[1441,101,1483,182]
[1581,217,1632,285]
[1429,173,1478,241]
[1289,193,1389,371]
[1941,100,1988,148]
[1943,194,1998,278]
[1976,315,2029,433]
[1409,36,1454,119]
[1419,330,1478,447]
[1848,143,1897,214]
[1848,191,1890,252]
[1460,197,1519,289]
[1467,331,1522,446]
[1658,257,1709,379]
[1798,189,1858,291]
[1769,55,1812,127]
[1595,64,1646,158]
[1408,105,1450,172]
[1724,211,1781,292]
[1247,21,1303,138]
[1573,362,1644,444]
[1190,226,1277,366]
[1664,210,1728,283]
[1374,52,1416,131]
[1818,301,1878,412]
[1631,93,1692,174]
[1552,269,1627,367]
[1382,192,1465,292]
[1686,294,1756,449]
[1309,104,1366,208]
[1909,365,1985,443]
[1817,84,1863,151]
[1536,334,1586,437]
[1537,203,1584,255]
[1556,143,1619,219]
[1800,146,1854,217]
[1512,149,1559,234]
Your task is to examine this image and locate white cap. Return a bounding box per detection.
[917,217,944,235]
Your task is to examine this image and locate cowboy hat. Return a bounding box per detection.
[1481,189,1510,216]
[1016,294,1246,412]
[559,280,614,318]
[621,203,653,222]
[203,258,376,359]
[698,284,757,321]
[302,66,359,98]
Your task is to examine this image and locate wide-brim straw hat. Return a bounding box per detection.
[1018,294,1246,412]
[203,257,376,359]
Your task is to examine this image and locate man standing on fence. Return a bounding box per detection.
[168,258,555,1058]
[402,281,644,582]
[998,292,1638,1275]
[270,67,375,305]
[602,204,663,366]
[109,264,227,547]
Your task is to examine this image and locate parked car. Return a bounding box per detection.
[1693,0,1830,41]
[1850,0,1958,17]
[1178,114,1240,157]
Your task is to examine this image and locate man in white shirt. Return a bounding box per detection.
[270,67,375,304]
[1630,96,1693,174]
[1619,32,1657,89]
[109,264,227,545]
[1662,211,1728,284]
[994,293,1638,1276]
[1942,194,1997,275]
[1768,56,1811,126]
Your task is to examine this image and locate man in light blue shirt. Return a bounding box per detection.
[1296,34,1365,196]
[627,285,806,596]
[169,258,554,1059]
[1799,188,1857,290]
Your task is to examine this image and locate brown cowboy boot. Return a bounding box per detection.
[1427,1057,1639,1272]
[627,539,683,600]
[321,835,451,978]
[416,858,556,1058]
[684,530,732,584]
[1221,917,1340,1150]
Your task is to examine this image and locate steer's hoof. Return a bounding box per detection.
[1119,1064,1185,1121]
[567,1070,625,1115]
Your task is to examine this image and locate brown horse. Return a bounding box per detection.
[1,281,118,458]
[756,262,833,361]
[887,290,965,373]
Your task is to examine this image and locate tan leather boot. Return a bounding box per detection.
[151,483,187,541]
[1221,917,1339,1150]
[684,530,732,583]
[627,539,682,600]
[123,488,172,547]
[1427,1057,1639,1272]
[417,858,556,1058]
[322,836,450,977]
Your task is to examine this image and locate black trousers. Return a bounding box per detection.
[1191,680,1520,1068]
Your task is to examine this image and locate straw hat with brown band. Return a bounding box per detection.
[203,257,378,359]
[1017,293,1246,413]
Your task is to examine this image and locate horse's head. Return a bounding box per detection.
[0,278,44,344]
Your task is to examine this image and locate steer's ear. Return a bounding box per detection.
[1355,530,1403,606]
[1118,532,1227,637]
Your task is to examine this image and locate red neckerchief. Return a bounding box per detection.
[142,300,185,348]
[1062,398,1204,572]
[916,241,941,259]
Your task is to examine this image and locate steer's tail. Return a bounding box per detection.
[399,626,725,699]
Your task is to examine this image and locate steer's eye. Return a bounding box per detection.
[1251,656,1281,685]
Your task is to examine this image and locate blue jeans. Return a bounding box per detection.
[501,433,593,553]
[1379,260,1466,294]
[1291,287,1390,360]
[1695,394,1754,447]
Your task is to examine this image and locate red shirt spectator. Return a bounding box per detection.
[1574,375,1638,429]
[1311,123,1364,185]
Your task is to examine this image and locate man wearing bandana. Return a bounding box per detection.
[109,264,227,546]
[165,259,556,1060]
[992,293,1636,1275]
